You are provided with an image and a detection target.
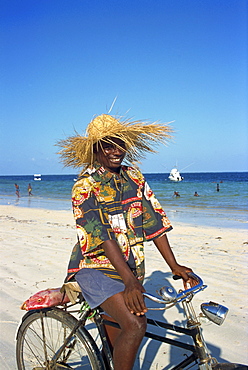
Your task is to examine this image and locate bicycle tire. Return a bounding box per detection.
[16,307,105,370]
[212,363,248,370]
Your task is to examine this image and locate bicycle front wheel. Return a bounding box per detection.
[16,307,105,370]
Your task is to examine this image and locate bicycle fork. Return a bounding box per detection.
[183,298,215,370]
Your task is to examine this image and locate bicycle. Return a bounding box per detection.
[16,273,247,370]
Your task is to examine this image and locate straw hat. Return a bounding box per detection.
[57,114,173,169]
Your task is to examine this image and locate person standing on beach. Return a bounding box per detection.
[57,113,196,370]
[15,183,20,198]
[28,183,33,196]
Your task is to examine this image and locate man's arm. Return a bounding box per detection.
[153,234,196,288]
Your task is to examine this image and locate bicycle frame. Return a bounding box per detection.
[20,305,205,370]
[17,273,229,370]
[92,275,214,370]
[99,314,199,370]
[98,311,211,370]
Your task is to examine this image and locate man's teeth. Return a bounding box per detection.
[111,158,121,162]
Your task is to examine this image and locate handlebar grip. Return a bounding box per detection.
[173,272,199,282]
[173,275,182,280]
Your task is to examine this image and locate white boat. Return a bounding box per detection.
[168,168,184,182]
[34,174,41,181]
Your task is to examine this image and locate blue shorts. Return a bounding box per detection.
[75,268,125,309]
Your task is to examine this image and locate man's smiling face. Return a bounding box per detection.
[95,138,126,173]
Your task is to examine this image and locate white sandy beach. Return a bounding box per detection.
[0,204,247,369]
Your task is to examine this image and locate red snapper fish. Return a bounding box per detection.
[21,287,70,311]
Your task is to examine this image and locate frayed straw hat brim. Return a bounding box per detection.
[56,114,173,169]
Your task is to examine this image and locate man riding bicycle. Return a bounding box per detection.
[57,113,196,370]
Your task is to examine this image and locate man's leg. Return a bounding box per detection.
[100,291,147,370]
[101,314,119,354]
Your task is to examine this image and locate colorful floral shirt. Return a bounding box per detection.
[66,162,172,282]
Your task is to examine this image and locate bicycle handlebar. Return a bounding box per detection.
[143,273,206,306]
[175,272,204,300]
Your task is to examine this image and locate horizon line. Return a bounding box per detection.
[1,170,248,176]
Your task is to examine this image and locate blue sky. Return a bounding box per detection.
[1,0,247,175]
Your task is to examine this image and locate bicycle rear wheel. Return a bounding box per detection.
[16,307,105,370]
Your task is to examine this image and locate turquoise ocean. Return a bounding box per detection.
[0,172,247,229]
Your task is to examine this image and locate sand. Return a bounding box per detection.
[0,204,247,369]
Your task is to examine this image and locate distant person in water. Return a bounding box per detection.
[28,183,33,196]
[194,191,199,196]
[15,183,20,198]
[174,191,180,197]
[216,183,220,192]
